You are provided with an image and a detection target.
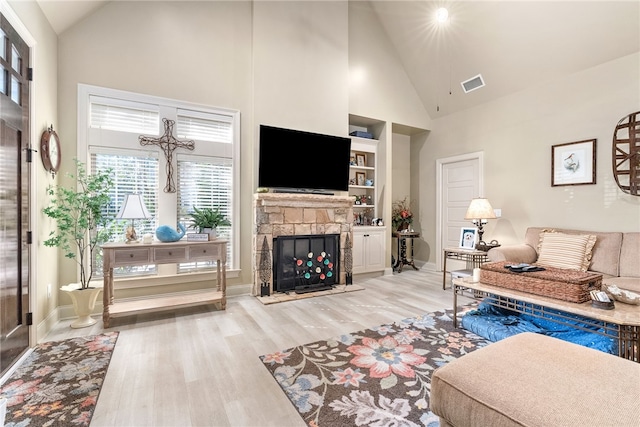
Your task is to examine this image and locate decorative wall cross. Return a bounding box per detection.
[139,118,195,193]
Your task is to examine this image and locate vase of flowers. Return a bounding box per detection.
[392,197,414,231]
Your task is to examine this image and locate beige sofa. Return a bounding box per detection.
[488,227,640,294]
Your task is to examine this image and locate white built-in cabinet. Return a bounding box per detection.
[349,115,387,274]
[352,227,385,274]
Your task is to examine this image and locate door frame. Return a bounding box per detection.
[0,0,38,383]
[435,151,484,271]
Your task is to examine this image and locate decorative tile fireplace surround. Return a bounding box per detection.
[252,193,353,296]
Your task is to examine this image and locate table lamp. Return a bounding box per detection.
[116,194,151,243]
[464,197,496,243]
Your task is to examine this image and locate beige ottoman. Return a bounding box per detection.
[430,332,640,427]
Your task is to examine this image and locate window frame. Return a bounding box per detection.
[77,84,241,286]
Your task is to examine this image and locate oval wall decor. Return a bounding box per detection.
[612,111,640,196]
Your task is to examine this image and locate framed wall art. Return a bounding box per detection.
[356,172,366,186]
[356,153,366,167]
[551,139,596,186]
[459,227,478,250]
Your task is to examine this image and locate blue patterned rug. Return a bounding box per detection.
[1,332,118,427]
[259,307,489,427]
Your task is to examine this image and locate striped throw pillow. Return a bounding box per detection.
[536,232,597,271]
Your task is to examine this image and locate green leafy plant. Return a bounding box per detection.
[188,206,231,232]
[43,160,114,289]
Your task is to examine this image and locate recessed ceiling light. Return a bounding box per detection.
[436,7,449,23]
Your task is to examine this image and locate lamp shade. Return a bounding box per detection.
[464,198,496,220]
[116,194,151,220]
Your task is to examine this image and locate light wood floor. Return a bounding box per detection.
[44,269,469,427]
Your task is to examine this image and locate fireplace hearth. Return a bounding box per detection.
[273,234,339,294]
[252,193,353,297]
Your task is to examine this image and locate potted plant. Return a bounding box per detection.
[188,206,230,240]
[43,159,114,328]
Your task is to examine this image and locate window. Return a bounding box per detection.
[177,156,232,272]
[78,84,239,279]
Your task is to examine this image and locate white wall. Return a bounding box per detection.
[414,52,640,264]
[348,1,431,130]
[392,133,411,202]
[253,1,349,136]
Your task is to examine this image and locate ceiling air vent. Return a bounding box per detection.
[461,74,485,94]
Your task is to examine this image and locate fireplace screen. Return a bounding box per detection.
[273,234,340,293]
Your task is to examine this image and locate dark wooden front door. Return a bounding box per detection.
[0,13,31,376]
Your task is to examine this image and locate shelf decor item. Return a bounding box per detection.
[356,153,366,166]
[349,130,373,139]
[392,197,413,231]
[156,223,186,242]
[464,197,497,243]
[187,206,231,240]
[115,194,152,243]
[459,227,478,249]
[259,236,272,296]
[344,233,353,285]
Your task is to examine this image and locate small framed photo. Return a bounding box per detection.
[551,139,596,186]
[356,153,366,167]
[459,227,478,250]
[356,172,366,186]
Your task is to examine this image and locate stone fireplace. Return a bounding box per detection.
[252,193,353,296]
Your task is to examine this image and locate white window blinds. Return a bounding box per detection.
[177,110,233,143]
[90,97,159,134]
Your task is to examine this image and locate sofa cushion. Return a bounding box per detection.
[525,227,623,276]
[619,232,640,278]
[536,231,596,271]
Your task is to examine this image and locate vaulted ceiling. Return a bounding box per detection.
[36,1,640,119]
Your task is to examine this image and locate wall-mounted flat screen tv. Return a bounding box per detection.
[258,125,352,194]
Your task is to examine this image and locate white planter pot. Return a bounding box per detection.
[203,228,217,240]
[61,284,103,328]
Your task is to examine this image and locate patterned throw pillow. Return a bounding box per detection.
[536,231,597,271]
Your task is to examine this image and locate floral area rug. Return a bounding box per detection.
[259,308,490,427]
[1,331,119,427]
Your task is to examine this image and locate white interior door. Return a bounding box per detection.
[436,152,483,271]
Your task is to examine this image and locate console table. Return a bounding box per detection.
[442,247,489,289]
[452,277,640,362]
[393,231,420,273]
[102,240,227,327]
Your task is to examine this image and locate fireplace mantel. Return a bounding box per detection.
[252,193,353,296]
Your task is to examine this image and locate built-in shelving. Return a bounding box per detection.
[349,136,378,225]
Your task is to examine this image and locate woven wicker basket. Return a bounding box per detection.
[480,261,602,303]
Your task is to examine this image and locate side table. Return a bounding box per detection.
[393,231,420,273]
[442,247,489,289]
